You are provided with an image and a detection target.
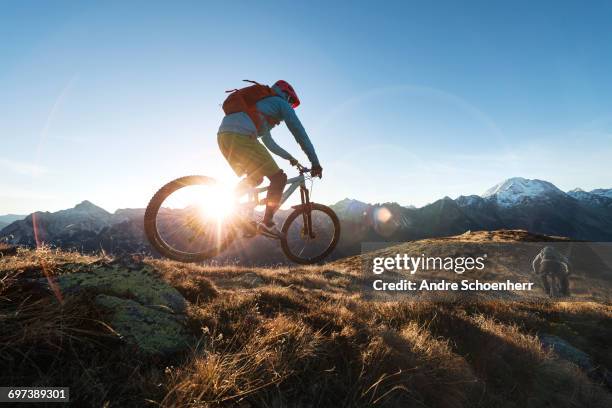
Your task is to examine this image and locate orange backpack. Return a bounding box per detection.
[222,80,280,131]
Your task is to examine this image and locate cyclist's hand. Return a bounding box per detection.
[311,164,323,178]
[289,158,299,166]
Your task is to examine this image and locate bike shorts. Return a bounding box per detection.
[217,132,280,185]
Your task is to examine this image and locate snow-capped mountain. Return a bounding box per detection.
[567,188,590,200]
[587,188,612,200]
[567,188,612,209]
[482,177,565,207]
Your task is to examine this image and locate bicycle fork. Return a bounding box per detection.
[299,184,315,239]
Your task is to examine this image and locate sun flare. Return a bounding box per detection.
[195,183,237,221]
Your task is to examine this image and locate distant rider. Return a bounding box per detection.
[217,80,322,237]
[532,246,571,296]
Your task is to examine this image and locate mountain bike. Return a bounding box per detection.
[538,261,570,298]
[144,164,340,264]
[546,270,570,298]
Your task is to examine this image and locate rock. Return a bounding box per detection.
[540,334,612,389]
[94,294,189,355]
[55,264,187,314]
[539,334,593,371]
[53,262,190,356]
[237,272,264,287]
[322,269,343,280]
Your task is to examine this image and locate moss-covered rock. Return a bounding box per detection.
[56,264,186,313]
[94,294,190,355]
[53,262,190,355]
[540,334,593,370]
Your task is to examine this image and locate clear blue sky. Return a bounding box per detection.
[2,0,612,214]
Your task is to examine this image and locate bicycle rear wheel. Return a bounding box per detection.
[144,175,237,263]
[281,203,340,264]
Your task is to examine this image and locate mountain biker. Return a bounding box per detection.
[217,80,322,237]
[532,246,571,296]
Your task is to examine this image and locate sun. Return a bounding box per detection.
[195,183,237,220]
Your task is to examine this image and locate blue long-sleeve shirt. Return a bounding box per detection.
[218,85,320,166]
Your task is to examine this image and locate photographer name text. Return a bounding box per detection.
[371,254,534,292]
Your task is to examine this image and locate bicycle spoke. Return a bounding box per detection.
[297,241,308,257]
[283,206,338,263]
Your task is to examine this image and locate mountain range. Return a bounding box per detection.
[2,177,612,263]
[0,214,26,231]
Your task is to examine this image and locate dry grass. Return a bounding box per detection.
[0,244,611,407]
[0,247,164,406]
[0,242,17,256]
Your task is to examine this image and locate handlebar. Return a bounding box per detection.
[293,162,323,180]
[294,163,310,174]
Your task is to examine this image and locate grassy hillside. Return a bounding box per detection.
[1,231,611,407]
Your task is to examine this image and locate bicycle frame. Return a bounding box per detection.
[237,170,315,239]
[247,173,306,207]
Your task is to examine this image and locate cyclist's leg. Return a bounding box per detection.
[538,262,551,295]
[235,176,262,196]
[263,170,287,226]
[560,263,571,296]
[217,132,287,226]
[239,140,285,225]
[241,145,287,226]
[218,132,250,178]
[218,131,271,188]
[540,274,551,295]
[560,273,570,296]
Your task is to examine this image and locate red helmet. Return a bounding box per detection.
[274,80,300,108]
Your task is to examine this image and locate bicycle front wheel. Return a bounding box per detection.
[549,275,560,298]
[281,203,340,264]
[144,175,238,263]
